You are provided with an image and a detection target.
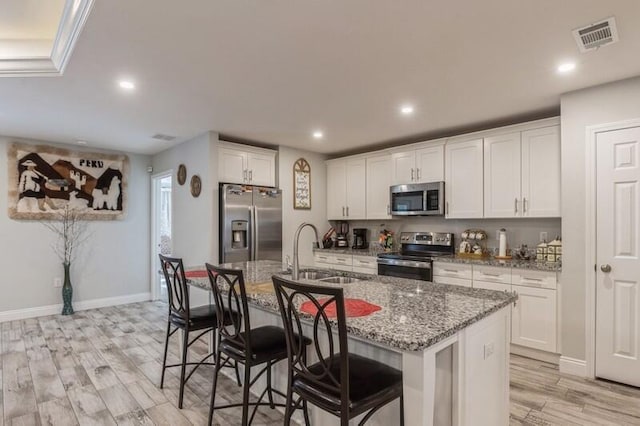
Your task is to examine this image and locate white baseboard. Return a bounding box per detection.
[510,344,560,365]
[559,356,588,377]
[0,292,151,323]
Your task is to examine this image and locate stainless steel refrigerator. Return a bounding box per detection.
[219,183,283,263]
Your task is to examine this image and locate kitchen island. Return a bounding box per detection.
[186,260,516,426]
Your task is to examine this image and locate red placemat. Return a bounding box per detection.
[300,298,381,318]
[185,270,207,278]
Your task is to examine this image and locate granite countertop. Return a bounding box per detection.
[313,246,385,257]
[434,255,562,272]
[185,260,516,352]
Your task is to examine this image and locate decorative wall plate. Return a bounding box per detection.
[190,175,202,198]
[177,164,187,185]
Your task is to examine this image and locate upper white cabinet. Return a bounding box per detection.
[445,138,484,218]
[326,158,366,220]
[390,142,444,185]
[366,154,392,219]
[483,125,561,218]
[326,160,347,220]
[521,126,561,217]
[218,142,277,187]
[484,132,522,218]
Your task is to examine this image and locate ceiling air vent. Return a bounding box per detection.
[572,17,619,53]
[151,133,176,142]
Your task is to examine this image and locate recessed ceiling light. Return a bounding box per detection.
[400,105,414,115]
[118,80,135,90]
[76,140,87,145]
[557,62,576,74]
[312,131,324,139]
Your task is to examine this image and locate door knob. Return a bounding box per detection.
[601,264,612,273]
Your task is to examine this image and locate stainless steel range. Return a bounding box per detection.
[377,232,454,281]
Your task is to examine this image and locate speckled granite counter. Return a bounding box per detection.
[313,246,384,256]
[434,255,562,272]
[185,260,516,352]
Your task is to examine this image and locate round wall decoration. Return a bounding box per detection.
[190,175,202,198]
[177,164,187,185]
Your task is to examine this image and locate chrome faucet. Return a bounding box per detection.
[292,222,321,280]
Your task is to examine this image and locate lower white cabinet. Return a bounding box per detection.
[433,261,558,356]
[314,252,378,274]
[511,285,557,353]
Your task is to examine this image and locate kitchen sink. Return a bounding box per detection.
[318,276,360,284]
[297,270,335,280]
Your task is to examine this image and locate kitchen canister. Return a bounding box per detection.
[547,237,562,263]
[536,239,548,262]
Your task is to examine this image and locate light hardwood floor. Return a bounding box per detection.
[1,301,639,425]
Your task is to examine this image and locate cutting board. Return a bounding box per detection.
[245,281,274,295]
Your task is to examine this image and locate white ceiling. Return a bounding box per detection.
[0,0,65,39]
[0,0,639,155]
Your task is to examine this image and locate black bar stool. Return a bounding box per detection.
[205,264,311,426]
[159,255,238,408]
[272,276,404,426]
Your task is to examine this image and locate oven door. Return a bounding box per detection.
[377,258,432,281]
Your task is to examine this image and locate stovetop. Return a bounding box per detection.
[377,231,455,262]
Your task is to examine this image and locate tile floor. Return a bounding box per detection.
[1,301,639,425]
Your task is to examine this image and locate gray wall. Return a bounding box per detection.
[278,146,328,267]
[560,75,640,360]
[0,137,151,313]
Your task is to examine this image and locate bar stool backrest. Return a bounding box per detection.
[159,254,190,321]
[205,264,253,357]
[272,276,349,413]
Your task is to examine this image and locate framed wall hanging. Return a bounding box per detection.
[293,158,311,209]
[177,164,187,185]
[7,142,128,220]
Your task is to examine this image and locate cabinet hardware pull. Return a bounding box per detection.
[482,273,500,277]
[346,206,349,216]
[515,198,518,214]
[342,206,345,217]
[523,197,527,213]
[249,170,253,181]
[444,269,459,273]
[387,205,390,215]
[243,170,247,181]
[411,168,414,181]
[417,168,421,180]
[522,277,543,282]
[446,202,449,215]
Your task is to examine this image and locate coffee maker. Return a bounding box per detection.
[335,221,349,248]
[352,228,368,249]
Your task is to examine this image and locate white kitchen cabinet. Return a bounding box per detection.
[511,284,557,352]
[483,125,560,219]
[473,280,511,293]
[484,133,522,218]
[366,154,392,219]
[390,142,444,185]
[326,160,347,220]
[473,265,511,284]
[433,262,473,280]
[218,142,276,187]
[326,158,367,220]
[433,275,472,287]
[352,255,378,274]
[445,139,484,218]
[345,158,366,219]
[521,126,561,217]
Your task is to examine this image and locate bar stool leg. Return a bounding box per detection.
[178,326,189,408]
[160,320,171,388]
[208,346,221,426]
[266,361,275,409]
[241,365,252,426]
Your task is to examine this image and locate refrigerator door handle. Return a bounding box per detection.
[253,205,259,260]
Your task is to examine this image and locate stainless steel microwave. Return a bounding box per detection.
[390,182,445,216]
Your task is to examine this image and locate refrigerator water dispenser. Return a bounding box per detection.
[231,221,248,249]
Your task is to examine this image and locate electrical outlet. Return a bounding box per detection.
[53,277,62,288]
[483,342,495,360]
[540,231,548,242]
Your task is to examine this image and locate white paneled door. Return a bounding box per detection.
[596,126,640,387]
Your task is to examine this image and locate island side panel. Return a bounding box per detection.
[458,306,510,426]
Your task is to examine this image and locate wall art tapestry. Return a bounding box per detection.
[7,143,129,220]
